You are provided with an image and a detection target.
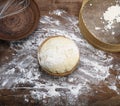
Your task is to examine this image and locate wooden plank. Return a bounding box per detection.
[35,0,82,16]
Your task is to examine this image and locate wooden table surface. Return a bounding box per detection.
[0,0,120,106]
[35,0,82,16]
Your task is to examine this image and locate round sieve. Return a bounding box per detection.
[79,0,120,52]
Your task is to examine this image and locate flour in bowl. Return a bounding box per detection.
[102,4,120,31]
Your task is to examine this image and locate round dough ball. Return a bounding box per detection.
[38,36,80,76]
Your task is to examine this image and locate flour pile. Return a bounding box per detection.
[102,3,120,32]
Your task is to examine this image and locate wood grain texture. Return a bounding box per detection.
[35,0,82,16]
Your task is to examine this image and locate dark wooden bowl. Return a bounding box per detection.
[0,0,40,41]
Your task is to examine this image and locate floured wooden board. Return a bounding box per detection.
[0,1,120,106]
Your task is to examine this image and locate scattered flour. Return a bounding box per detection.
[90,3,93,6]
[0,10,119,104]
[24,95,29,102]
[4,68,15,74]
[112,31,115,35]
[108,85,117,91]
[95,27,101,30]
[1,79,9,87]
[118,76,120,80]
[108,85,119,94]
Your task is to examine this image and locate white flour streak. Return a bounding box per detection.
[108,85,119,94]
[1,79,9,87]
[24,95,29,102]
[108,85,117,91]
[4,68,15,75]
[95,27,101,30]
[118,76,120,80]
